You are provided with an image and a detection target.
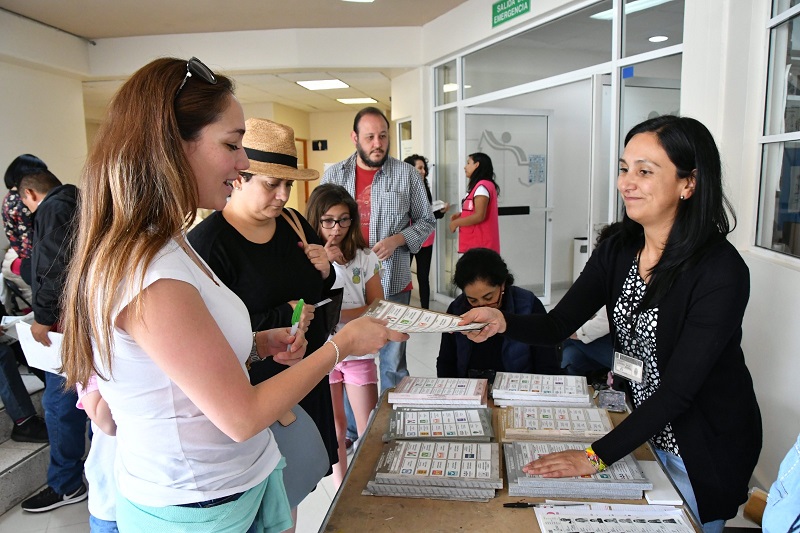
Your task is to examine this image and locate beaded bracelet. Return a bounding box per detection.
[585,446,607,472]
[326,339,341,370]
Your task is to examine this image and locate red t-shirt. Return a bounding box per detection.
[355,166,378,244]
[355,165,412,293]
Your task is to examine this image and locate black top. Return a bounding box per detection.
[30,184,78,326]
[189,209,340,468]
[503,233,762,523]
[438,285,561,380]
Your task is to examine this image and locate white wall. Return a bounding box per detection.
[0,60,88,188]
[681,0,798,488]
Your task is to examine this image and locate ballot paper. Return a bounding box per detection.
[362,299,487,333]
[0,312,34,343]
[16,321,65,376]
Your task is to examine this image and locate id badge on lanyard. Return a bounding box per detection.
[613,351,644,384]
[612,311,645,384]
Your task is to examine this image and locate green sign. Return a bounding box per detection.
[492,0,531,28]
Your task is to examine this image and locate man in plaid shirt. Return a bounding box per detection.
[322,107,435,397]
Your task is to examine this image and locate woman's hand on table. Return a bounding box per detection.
[522,450,596,478]
[459,307,506,342]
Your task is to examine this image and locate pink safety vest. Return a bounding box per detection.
[458,180,500,253]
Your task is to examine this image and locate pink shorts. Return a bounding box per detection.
[329,358,378,386]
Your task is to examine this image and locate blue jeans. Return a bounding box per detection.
[42,371,87,494]
[377,290,410,396]
[763,433,800,533]
[89,515,119,533]
[560,334,614,376]
[655,449,725,533]
[0,343,35,422]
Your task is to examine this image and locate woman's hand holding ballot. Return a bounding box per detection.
[458,306,507,342]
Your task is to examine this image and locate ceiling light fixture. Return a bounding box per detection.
[442,83,472,93]
[590,0,673,21]
[296,79,349,91]
[648,35,669,43]
[337,98,378,104]
[342,0,374,3]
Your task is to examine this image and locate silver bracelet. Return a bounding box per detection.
[326,339,340,369]
[249,331,260,363]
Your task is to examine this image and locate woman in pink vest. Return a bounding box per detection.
[449,152,500,253]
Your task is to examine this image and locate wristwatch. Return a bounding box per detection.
[249,331,261,363]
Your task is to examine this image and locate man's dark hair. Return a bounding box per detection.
[4,154,47,189]
[18,170,62,196]
[353,106,390,135]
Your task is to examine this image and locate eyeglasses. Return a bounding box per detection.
[466,289,504,309]
[176,57,217,98]
[320,217,352,229]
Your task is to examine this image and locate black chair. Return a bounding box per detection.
[3,277,31,315]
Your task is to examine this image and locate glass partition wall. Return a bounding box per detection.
[431,0,684,305]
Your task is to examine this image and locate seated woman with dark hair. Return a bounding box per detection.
[437,248,560,382]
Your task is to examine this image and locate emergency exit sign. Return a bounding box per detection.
[492,0,530,28]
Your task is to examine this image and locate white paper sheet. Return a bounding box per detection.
[16,321,65,376]
[641,460,684,505]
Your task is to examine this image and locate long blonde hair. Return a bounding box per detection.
[61,58,234,388]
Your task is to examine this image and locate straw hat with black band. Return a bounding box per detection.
[242,118,319,181]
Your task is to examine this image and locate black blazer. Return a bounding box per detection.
[503,233,761,523]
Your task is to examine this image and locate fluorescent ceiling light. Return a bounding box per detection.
[649,35,669,43]
[296,79,349,91]
[590,0,673,21]
[342,0,374,2]
[443,83,472,93]
[337,98,377,104]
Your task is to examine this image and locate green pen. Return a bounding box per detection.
[288,299,304,350]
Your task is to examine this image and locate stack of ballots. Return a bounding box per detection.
[383,407,494,443]
[491,372,592,407]
[504,441,652,499]
[497,405,613,442]
[364,440,503,502]
[388,376,488,409]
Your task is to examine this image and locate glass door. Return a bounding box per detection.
[460,108,553,304]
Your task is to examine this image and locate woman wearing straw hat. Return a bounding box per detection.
[189,118,341,518]
[61,57,404,532]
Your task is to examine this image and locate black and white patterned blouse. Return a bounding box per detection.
[612,257,680,456]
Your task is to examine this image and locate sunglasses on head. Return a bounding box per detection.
[175,57,217,98]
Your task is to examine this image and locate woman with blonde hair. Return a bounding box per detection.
[61,56,404,532]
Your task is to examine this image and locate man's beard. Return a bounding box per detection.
[357,142,389,169]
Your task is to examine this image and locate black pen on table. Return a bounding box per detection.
[503,502,585,508]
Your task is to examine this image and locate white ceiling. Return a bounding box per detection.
[0,0,466,116]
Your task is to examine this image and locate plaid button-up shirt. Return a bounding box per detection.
[322,153,435,297]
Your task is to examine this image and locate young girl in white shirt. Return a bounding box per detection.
[307,184,384,488]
